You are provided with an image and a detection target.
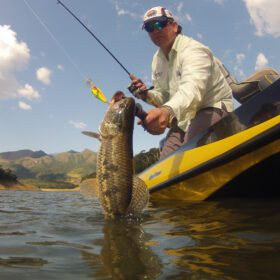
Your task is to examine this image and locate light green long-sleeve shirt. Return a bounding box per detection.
[147,34,233,132]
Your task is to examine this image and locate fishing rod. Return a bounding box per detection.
[57,0,154,96]
[57,0,154,111]
[24,0,148,122]
[57,0,130,76]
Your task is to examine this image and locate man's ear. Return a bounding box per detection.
[171,21,179,33]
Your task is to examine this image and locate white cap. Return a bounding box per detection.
[143,6,174,24]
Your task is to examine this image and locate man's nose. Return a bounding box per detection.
[152,28,161,34]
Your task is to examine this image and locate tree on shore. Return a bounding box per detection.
[0,165,18,182]
[80,148,160,182]
[134,148,160,174]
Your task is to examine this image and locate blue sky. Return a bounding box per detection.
[0,0,279,154]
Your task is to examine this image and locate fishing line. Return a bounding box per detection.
[24,0,153,102]
[23,0,86,80]
[57,0,131,76]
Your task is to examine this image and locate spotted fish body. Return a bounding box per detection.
[97,92,149,218]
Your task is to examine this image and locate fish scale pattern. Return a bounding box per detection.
[97,95,149,218]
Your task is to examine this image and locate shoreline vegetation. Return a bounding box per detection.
[0,180,81,192]
[0,148,159,192]
[0,165,39,191]
[0,179,97,193]
[0,181,39,191]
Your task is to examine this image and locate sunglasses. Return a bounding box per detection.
[143,19,169,33]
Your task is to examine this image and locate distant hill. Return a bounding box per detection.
[0,149,48,160]
[0,147,159,188]
[0,149,97,185]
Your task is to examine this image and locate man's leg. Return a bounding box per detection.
[160,126,185,159]
[184,106,228,143]
[160,106,228,159]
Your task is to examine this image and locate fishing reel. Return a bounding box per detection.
[127,83,154,100]
[127,83,142,99]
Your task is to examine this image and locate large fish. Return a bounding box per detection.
[83,91,149,218]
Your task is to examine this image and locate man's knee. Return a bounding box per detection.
[159,128,185,159]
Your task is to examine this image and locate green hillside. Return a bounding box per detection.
[0,149,97,185]
[0,147,159,188]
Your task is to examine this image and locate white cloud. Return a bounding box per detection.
[234,53,246,79]
[197,33,203,40]
[0,25,30,71]
[234,67,245,79]
[255,52,268,70]
[213,0,225,5]
[0,25,30,100]
[244,0,280,37]
[113,1,139,19]
[0,74,18,100]
[18,84,40,100]
[57,64,64,71]
[36,67,52,85]
[69,120,87,129]
[169,3,190,26]
[18,101,32,110]
[236,53,245,64]
[186,14,192,23]
[176,2,184,13]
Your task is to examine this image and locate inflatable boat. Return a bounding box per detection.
[139,67,280,201]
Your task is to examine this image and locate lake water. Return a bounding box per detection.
[0,190,279,279]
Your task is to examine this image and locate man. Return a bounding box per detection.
[130,6,233,158]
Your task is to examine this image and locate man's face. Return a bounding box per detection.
[147,20,178,49]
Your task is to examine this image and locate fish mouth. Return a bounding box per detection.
[109,91,135,113]
[110,91,126,104]
[103,91,135,130]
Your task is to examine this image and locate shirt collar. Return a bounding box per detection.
[158,34,183,60]
[171,34,182,52]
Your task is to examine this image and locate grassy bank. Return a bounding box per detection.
[21,179,77,189]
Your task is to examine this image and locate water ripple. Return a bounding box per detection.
[0,191,279,279]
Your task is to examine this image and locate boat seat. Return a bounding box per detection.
[216,58,280,104]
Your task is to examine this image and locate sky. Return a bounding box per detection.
[0,0,279,155]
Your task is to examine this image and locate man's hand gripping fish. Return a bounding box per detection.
[83,91,149,218]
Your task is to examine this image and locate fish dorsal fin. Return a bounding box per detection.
[82,131,101,141]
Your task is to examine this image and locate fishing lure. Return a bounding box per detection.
[86,79,108,103]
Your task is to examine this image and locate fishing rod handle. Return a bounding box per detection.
[135,103,147,122]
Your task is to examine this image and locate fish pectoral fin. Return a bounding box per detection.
[82,131,101,141]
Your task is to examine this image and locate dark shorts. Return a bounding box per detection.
[160,105,229,159]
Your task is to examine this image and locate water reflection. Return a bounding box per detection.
[0,256,48,267]
[148,199,280,279]
[82,219,162,279]
[0,191,280,279]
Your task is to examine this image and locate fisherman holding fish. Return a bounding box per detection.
[130,6,234,158]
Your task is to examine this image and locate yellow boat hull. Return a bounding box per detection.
[139,80,280,201]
